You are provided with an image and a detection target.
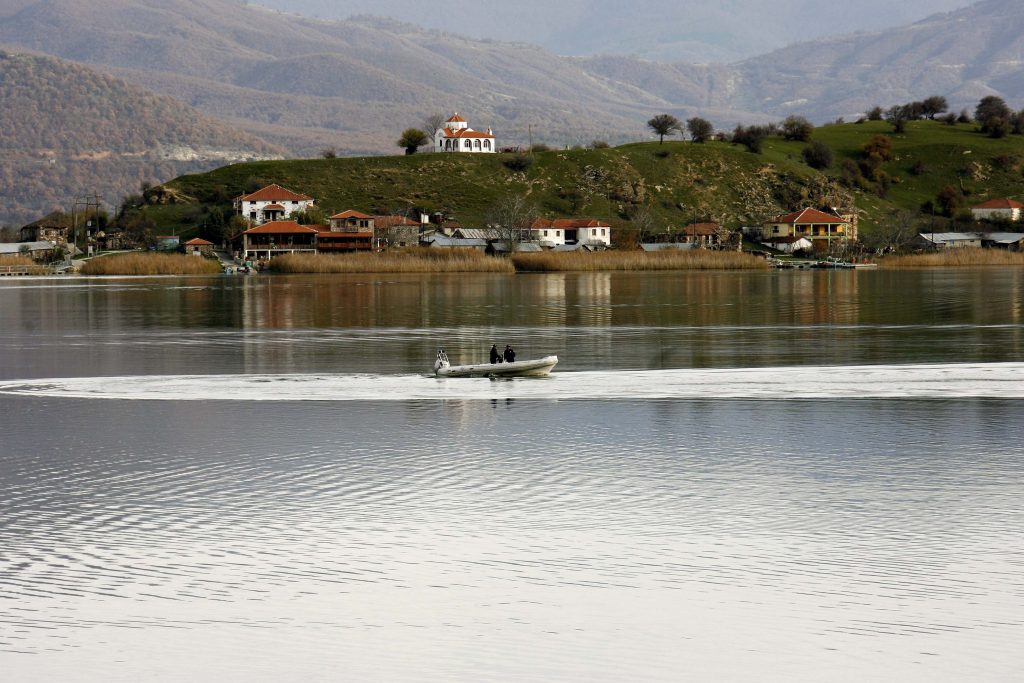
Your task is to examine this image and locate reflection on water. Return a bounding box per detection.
[1,398,1022,681]
[1,271,1023,681]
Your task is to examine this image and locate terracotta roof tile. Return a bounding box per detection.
[239,184,313,202]
[184,238,214,245]
[973,198,1024,210]
[330,210,372,220]
[772,208,847,225]
[243,221,319,235]
[683,223,721,236]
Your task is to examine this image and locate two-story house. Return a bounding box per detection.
[762,208,854,254]
[235,184,315,226]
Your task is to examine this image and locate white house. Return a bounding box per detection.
[971,198,1024,222]
[435,113,496,153]
[235,184,315,225]
[529,218,612,247]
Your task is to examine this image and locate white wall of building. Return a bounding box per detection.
[240,199,315,225]
[972,207,1022,222]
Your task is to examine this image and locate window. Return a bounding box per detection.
[601,228,606,236]
[484,140,491,150]
[544,230,548,237]
[465,140,472,149]
[474,139,481,149]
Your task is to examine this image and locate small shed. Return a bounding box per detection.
[184,237,215,256]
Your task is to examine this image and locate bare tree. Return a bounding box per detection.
[628,204,657,244]
[486,194,538,253]
[423,113,446,144]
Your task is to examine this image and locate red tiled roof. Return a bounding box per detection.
[184,238,214,246]
[973,198,1024,210]
[447,113,466,123]
[442,128,495,139]
[373,215,420,227]
[683,223,721,236]
[239,184,313,202]
[530,218,553,229]
[551,218,611,229]
[772,208,847,225]
[243,221,319,235]
[263,204,285,211]
[330,210,372,220]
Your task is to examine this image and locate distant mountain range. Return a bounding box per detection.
[0,50,281,225]
[0,0,1022,224]
[257,0,974,63]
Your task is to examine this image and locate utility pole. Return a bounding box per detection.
[71,194,104,257]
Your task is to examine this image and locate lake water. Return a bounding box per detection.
[1,270,1022,681]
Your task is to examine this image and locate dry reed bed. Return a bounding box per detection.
[0,255,37,267]
[880,248,1024,269]
[511,250,770,272]
[269,250,514,273]
[81,252,223,275]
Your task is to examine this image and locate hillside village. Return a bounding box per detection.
[6,104,1024,271]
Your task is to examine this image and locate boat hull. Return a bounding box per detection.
[436,355,558,378]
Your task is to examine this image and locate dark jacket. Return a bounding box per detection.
[490,345,500,364]
[503,346,516,363]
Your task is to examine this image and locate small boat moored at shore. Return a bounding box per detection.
[433,349,558,378]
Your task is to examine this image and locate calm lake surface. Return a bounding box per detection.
[1,269,1022,681]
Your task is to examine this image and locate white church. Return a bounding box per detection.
[435,113,496,153]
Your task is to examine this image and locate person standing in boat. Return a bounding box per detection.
[490,344,501,364]
[503,345,516,363]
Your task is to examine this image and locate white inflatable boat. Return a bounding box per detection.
[433,350,558,378]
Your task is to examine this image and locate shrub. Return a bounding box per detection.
[732,125,767,153]
[781,115,814,142]
[863,135,894,161]
[936,185,964,216]
[910,160,928,176]
[867,106,884,121]
[992,154,1019,172]
[686,117,715,143]
[591,140,610,149]
[654,148,671,158]
[801,141,833,169]
[529,143,551,153]
[502,154,533,172]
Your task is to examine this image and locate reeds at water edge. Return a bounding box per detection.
[81,252,223,275]
[879,248,1024,268]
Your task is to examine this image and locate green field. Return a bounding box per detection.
[145,120,1024,242]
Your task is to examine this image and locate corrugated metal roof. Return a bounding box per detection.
[427,235,488,247]
[640,243,695,252]
[0,241,53,254]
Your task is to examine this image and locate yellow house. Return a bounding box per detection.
[762,208,854,254]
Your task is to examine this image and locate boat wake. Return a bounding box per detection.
[2,363,1024,401]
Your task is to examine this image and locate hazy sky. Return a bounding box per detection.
[257,0,978,61]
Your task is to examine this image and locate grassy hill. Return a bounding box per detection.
[150,120,1024,241]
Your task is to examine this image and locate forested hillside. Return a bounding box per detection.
[0,51,282,225]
